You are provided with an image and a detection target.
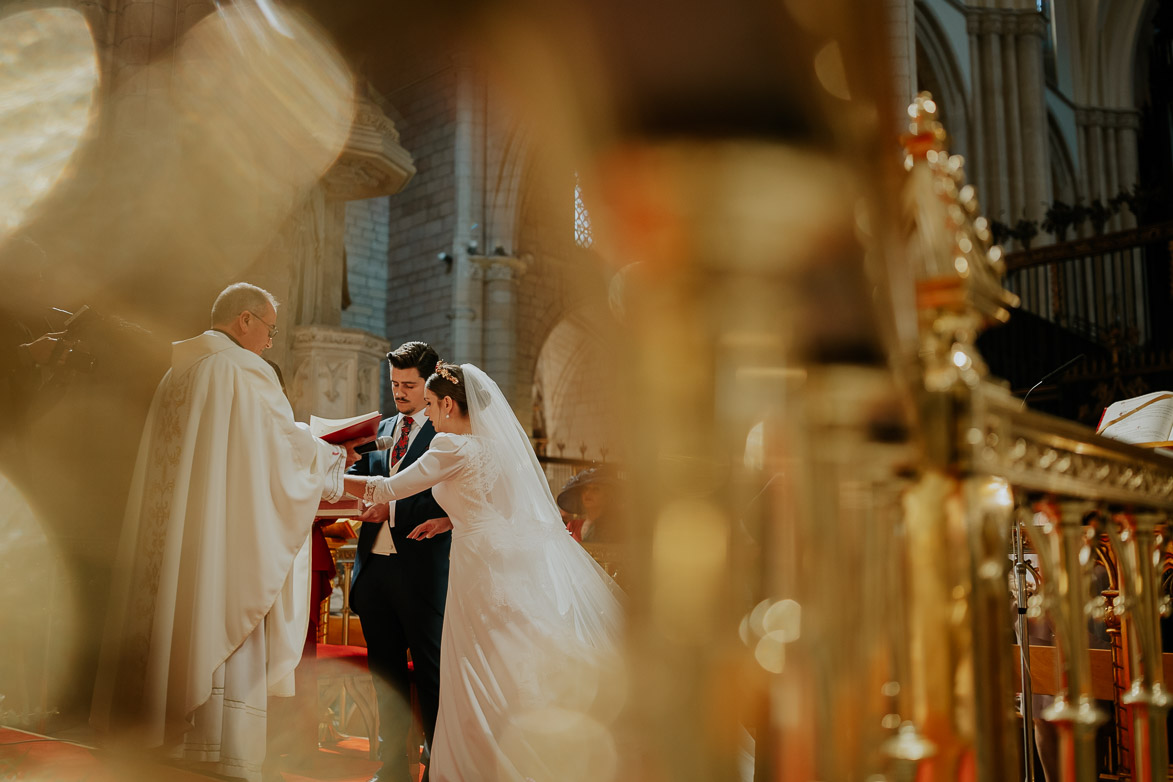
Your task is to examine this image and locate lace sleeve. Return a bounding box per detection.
[363,434,467,504]
[362,478,380,506]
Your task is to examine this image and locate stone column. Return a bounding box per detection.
[885,0,917,121]
[1073,108,1141,231]
[1085,110,1107,206]
[1116,111,1141,229]
[1016,12,1050,228]
[1076,119,1091,203]
[451,54,485,365]
[474,256,528,417]
[967,8,1050,233]
[971,10,1011,223]
[1002,20,1025,223]
[1104,123,1121,231]
[967,21,985,202]
[278,91,415,420]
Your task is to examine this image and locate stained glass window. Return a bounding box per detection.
[574,172,593,248]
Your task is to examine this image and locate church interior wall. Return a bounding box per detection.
[1048,0,1078,97]
[383,62,460,364]
[342,196,392,409]
[532,315,612,462]
[1045,90,1081,190]
[915,0,973,161]
[1047,111,1079,203]
[342,197,391,339]
[505,151,622,453]
[909,0,1157,244]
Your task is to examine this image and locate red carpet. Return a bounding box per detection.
[0,727,390,782]
[276,737,382,782]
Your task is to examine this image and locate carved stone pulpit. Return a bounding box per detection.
[288,327,389,422]
[283,90,414,421]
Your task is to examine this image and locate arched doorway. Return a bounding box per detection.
[531,312,612,464]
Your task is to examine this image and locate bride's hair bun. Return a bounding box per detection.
[426,362,468,414]
[471,384,492,410]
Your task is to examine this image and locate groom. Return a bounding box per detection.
[348,341,451,782]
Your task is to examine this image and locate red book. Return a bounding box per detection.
[317,497,364,520]
[309,411,381,444]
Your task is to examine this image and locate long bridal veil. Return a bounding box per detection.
[462,364,566,531]
[457,364,627,780]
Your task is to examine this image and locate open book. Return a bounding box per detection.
[309,410,381,444]
[1097,391,1173,447]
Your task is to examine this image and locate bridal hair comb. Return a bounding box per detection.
[436,364,460,384]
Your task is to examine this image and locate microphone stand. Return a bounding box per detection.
[1021,353,1084,411]
[1013,521,1036,782]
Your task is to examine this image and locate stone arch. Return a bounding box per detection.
[914,0,970,161]
[531,310,612,462]
[485,120,534,254]
[509,135,608,434]
[1097,0,1151,109]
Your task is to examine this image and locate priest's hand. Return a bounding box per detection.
[339,437,370,467]
[407,517,453,540]
[356,501,390,524]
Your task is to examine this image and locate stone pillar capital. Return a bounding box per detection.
[1113,110,1141,130]
[1014,11,1048,38]
[472,255,528,281]
[967,9,1008,36]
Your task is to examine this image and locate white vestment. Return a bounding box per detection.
[91,330,345,780]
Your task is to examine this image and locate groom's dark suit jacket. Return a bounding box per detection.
[346,413,451,771]
[348,414,451,615]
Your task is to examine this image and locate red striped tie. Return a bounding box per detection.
[391,416,414,465]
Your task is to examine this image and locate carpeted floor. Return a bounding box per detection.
[0,727,387,782]
[274,737,383,782]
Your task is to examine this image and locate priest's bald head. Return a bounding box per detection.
[211,282,279,356]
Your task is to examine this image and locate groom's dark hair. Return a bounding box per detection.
[387,341,440,378]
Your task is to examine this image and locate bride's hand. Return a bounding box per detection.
[407,517,453,540]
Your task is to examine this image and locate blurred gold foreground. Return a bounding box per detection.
[1,2,1171,782]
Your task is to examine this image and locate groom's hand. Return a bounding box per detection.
[356,502,390,524]
[407,517,453,540]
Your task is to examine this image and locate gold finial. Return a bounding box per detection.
[902,91,948,167]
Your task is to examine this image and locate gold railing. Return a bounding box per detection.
[890,96,1173,782]
[596,19,1173,778]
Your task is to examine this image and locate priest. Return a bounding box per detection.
[91,282,364,781]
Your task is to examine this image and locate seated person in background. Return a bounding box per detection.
[556,464,623,543]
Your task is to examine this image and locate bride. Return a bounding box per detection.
[342,363,625,782]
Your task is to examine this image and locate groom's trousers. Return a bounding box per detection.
[352,552,444,782]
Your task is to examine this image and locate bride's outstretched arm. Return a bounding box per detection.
[342,435,466,504]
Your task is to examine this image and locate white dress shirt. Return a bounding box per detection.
[370,407,428,556]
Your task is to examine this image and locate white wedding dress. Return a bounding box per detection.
[362,366,625,782]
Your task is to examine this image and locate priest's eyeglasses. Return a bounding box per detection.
[249,312,279,340]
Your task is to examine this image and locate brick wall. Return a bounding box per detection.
[342,196,390,336]
[385,65,458,361]
[341,195,391,409]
